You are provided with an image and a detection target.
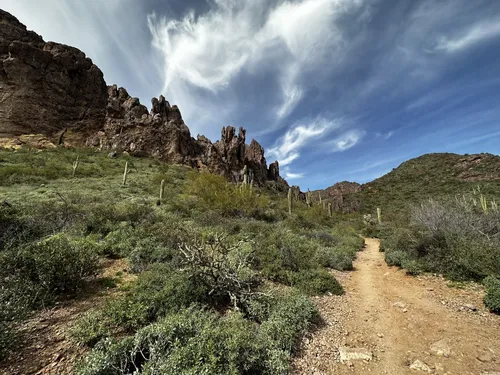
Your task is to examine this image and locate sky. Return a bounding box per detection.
[3,0,500,189]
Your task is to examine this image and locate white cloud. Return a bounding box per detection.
[268,117,339,166]
[329,130,365,152]
[147,0,363,125]
[283,167,305,180]
[435,18,500,53]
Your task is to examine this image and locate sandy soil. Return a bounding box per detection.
[293,238,500,375]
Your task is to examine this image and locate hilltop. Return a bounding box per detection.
[314,152,500,219]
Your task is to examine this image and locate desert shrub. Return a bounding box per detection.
[385,250,408,267]
[128,241,176,273]
[70,310,112,347]
[259,291,320,353]
[103,265,208,331]
[483,276,500,313]
[185,172,269,217]
[0,279,32,359]
[76,293,319,375]
[289,269,344,296]
[401,259,423,275]
[316,246,354,271]
[401,200,500,280]
[178,234,262,309]
[254,228,318,281]
[0,233,99,306]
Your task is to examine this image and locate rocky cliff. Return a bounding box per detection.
[0,9,108,143]
[0,9,284,185]
[312,181,362,213]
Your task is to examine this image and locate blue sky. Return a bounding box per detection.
[3,0,500,189]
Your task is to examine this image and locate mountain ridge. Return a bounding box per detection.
[314,152,500,215]
[0,9,285,186]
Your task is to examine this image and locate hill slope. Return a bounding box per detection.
[316,153,500,220]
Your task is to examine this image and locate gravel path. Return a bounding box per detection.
[293,238,500,375]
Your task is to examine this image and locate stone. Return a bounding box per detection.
[409,359,432,372]
[430,339,451,358]
[393,301,407,309]
[463,304,477,311]
[338,347,373,363]
[477,352,494,363]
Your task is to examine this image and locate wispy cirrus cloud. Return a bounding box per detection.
[328,130,365,152]
[147,0,365,134]
[435,18,500,53]
[268,117,337,167]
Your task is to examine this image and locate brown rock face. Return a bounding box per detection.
[89,86,284,185]
[313,181,361,213]
[0,9,108,142]
[0,9,284,186]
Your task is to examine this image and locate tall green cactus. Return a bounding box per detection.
[480,194,488,213]
[122,161,130,186]
[377,207,382,224]
[306,189,312,208]
[328,202,332,217]
[318,192,322,204]
[242,165,248,185]
[288,188,292,216]
[72,156,79,177]
[492,199,498,213]
[160,179,165,203]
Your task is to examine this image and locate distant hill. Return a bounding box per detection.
[315,153,500,220]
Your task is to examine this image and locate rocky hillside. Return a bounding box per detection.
[316,153,500,216]
[0,9,284,186]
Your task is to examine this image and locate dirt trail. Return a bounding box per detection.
[294,238,500,375]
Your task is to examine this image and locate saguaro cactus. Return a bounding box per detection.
[318,192,322,204]
[72,156,79,177]
[122,161,130,185]
[480,195,488,213]
[160,179,165,203]
[328,202,332,217]
[242,165,248,185]
[288,188,293,216]
[377,207,382,224]
[492,199,498,212]
[306,189,312,208]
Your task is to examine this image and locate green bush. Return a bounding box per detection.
[254,228,318,281]
[76,293,319,375]
[401,259,423,275]
[70,310,111,347]
[316,246,354,271]
[185,172,269,218]
[289,269,344,296]
[385,250,408,267]
[483,276,500,313]
[103,265,209,331]
[0,234,99,306]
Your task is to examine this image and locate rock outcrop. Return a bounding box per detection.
[0,9,284,186]
[87,85,281,184]
[0,9,107,143]
[313,181,361,213]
